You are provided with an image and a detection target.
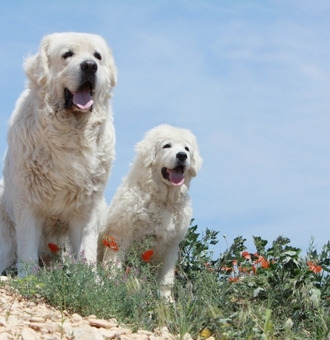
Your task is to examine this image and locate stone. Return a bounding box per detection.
[7,315,20,327]
[21,327,37,340]
[88,318,117,329]
[71,313,83,322]
[69,326,104,340]
[100,329,121,339]
[182,333,193,340]
[137,329,153,336]
[30,316,45,323]
[0,318,9,328]
[0,287,181,340]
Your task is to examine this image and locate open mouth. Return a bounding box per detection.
[64,81,94,112]
[162,165,185,186]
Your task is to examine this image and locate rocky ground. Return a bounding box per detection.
[0,276,215,340]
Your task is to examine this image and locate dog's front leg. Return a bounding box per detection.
[68,208,101,264]
[15,207,44,277]
[158,243,180,302]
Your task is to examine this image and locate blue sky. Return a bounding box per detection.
[1,0,330,255]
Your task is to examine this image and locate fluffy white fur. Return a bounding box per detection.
[98,124,202,299]
[0,32,117,276]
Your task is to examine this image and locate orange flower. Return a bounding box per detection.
[307,261,322,274]
[229,277,239,283]
[142,249,154,262]
[254,255,269,269]
[259,256,270,269]
[221,266,232,272]
[48,243,60,253]
[103,236,119,251]
[241,250,251,260]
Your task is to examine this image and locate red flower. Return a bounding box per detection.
[48,243,60,253]
[142,249,154,262]
[241,250,251,260]
[103,236,119,251]
[254,254,270,269]
[307,261,322,274]
[259,256,270,269]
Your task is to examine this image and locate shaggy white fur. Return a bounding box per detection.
[0,32,117,276]
[98,124,202,300]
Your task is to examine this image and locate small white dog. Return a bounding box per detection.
[0,32,117,276]
[98,124,202,299]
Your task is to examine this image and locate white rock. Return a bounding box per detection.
[89,318,117,329]
[71,313,83,322]
[21,327,37,340]
[181,333,193,340]
[137,329,153,336]
[100,329,121,339]
[7,315,21,327]
[69,326,104,340]
[30,316,45,323]
[0,318,9,328]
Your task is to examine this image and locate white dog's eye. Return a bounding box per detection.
[62,51,74,59]
[185,146,190,152]
[163,143,171,149]
[94,52,102,60]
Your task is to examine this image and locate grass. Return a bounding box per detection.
[2,221,330,339]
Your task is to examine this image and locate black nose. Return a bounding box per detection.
[176,152,187,162]
[80,60,98,75]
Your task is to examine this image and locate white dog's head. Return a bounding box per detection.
[24,32,117,113]
[135,124,202,187]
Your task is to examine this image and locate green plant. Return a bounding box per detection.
[7,221,330,339]
[177,220,220,282]
[176,223,330,338]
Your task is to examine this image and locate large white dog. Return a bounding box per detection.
[0,32,117,276]
[98,124,202,299]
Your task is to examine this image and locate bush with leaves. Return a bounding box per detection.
[4,221,330,339]
[176,222,330,339]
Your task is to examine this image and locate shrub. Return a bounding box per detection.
[5,221,330,339]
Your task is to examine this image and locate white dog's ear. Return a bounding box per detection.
[107,47,117,88]
[189,146,203,177]
[24,36,50,86]
[135,138,156,167]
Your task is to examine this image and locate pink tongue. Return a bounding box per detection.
[168,168,185,186]
[73,88,93,110]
